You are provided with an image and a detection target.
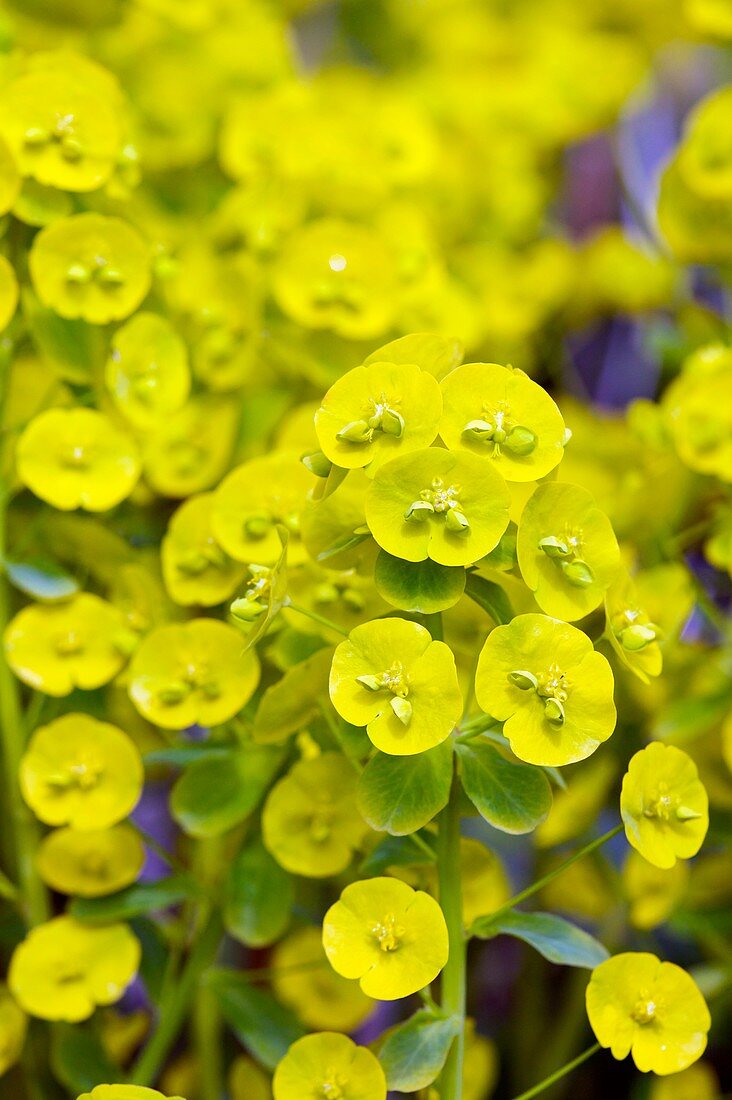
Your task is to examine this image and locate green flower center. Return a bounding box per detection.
[356,661,413,725]
[230,563,272,622]
[157,662,220,706]
[538,530,594,589]
[319,1070,348,1098]
[372,913,404,952]
[25,115,85,162]
[54,629,84,656]
[612,609,659,652]
[508,663,568,725]
[631,997,657,1025]
[463,406,537,457]
[404,477,470,534]
[336,394,405,444]
[65,254,126,289]
[642,782,702,824]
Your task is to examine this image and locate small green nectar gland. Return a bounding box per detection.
[243,513,273,539]
[301,449,333,478]
[356,663,412,724]
[230,564,272,621]
[336,399,405,444]
[618,622,658,652]
[404,477,470,534]
[463,415,537,456]
[631,999,657,1025]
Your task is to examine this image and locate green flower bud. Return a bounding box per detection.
[158,681,189,706]
[619,623,657,652]
[404,500,435,522]
[538,536,570,558]
[356,674,384,692]
[301,450,333,478]
[230,596,266,622]
[462,419,495,441]
[504,425,538,457]
[390,696,413,725]
[444,507,470,534]
[379,407,405,438]
[561,558,595,588]
[244,514,273,539]
[544,697,565,725]
[336,420,373,444]
[507,670,538,691]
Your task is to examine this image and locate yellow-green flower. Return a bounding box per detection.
[36,824,145,897]
[162,493,245,607]
[29,213,151,324]
[322,876,448,1000]
[16,408,141,511]
[586,952,711,1075]
[314,360,442,474]
[439,362,566,481]
[650,1062,720,1100]
[329,617,462,755]
[0,254,18,333]
[106,312,190,428]
[365,448,510,567]
[273,1032,386,1100]
[516,482,620,621]
[663,345,732,482]
[272,925,373,1031]
[142,396,238,499]
[9,916,140,1023]
[78,1089,185,1100]
[0,63,121,192]
[605,570,663,683]
[475,613,616,766]
[20,713,143,829]
[128,619,260,729]
[0,987,27,1078]
[212,452,313,565]
[620,743,708,869]
[262,753,368,877]
[4,594,134,696]
[623,851,689,931]
[678,86,732,199]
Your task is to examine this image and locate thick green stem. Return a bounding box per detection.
[129,911,223,1086]
[485,824,623,926]
[510,1042,601,1100]
[437,765,466,1100]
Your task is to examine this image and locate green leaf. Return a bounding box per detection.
[3,558,79,601]
[456,740,551,834]
[358,739,453,836]
[364,333,463,380]
[224,841,293,948]
[253,646,334,744]
[359,832,436,876]
[51,1022,119,1093]
[171,745,283,837]
[70,876,196,923]
[472,909,609,969]
[374,551,465,613]
[379,1010,460,1091]
[207,969,306,1069]
[464,571,513,625]
[22,287,104,384]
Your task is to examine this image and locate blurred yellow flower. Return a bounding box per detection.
[36,824,145,897]
[272,925,373,1031]
[273,1032,386,1100]
[620,743,708,869]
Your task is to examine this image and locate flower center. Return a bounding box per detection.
[55,629,84,656]
[230,563,273,623]
[372,913,404,952]
[25,114,84,162]
[355,661,412,724]
[631,998,657,1025]
[318,1070,348,1099]
[507,663,569,725]
[336,394,405,445]
[65,254,126,289]
[463,405,537,457]
[404,477,470,534]
[611,608,659,652]
[538,530,594,588]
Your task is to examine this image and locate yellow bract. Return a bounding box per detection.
[678,86,732,200]
[36,824,145,897]
[16,408,141,511]
[77,1089,185,1100]
[365,447,510,567]
[315,361,442,474]
[329,617,462,755]
[439,362,566,481]
[4,593,133,696]
[29,213,151,324]
[106,312,190,428]
[322,876,448,1000]
[0,254,18,333]
[605,570,663,683]
[262,753,368,877]
[128,618,260,729]
[272,925,373,1031]
[162,493,245,607]
[475,613,616,767]
[0,987,27,1078]
[663,345,732,482]
[273,1032,386,1100]
[623,851,689,931]
[517,482,620,621]
[620,743,709,869]
[20,713,143,829]
[586,952,711,1075]
[9,916,140,1023]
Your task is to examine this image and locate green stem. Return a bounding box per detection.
[437,763,466,1100]
[510,1042,601,1100]
[286,600,348,637]
[195,983,223,1100]
[485,824,623,926]
[129,910,223,1086]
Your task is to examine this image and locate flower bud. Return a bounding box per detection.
[336,420,373,444]
[301,450,333,478]
[561,558,595,588]
[544,697,565,725]
[444,507,470,534]
[538,535,570,558]
[230,596,266,622]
